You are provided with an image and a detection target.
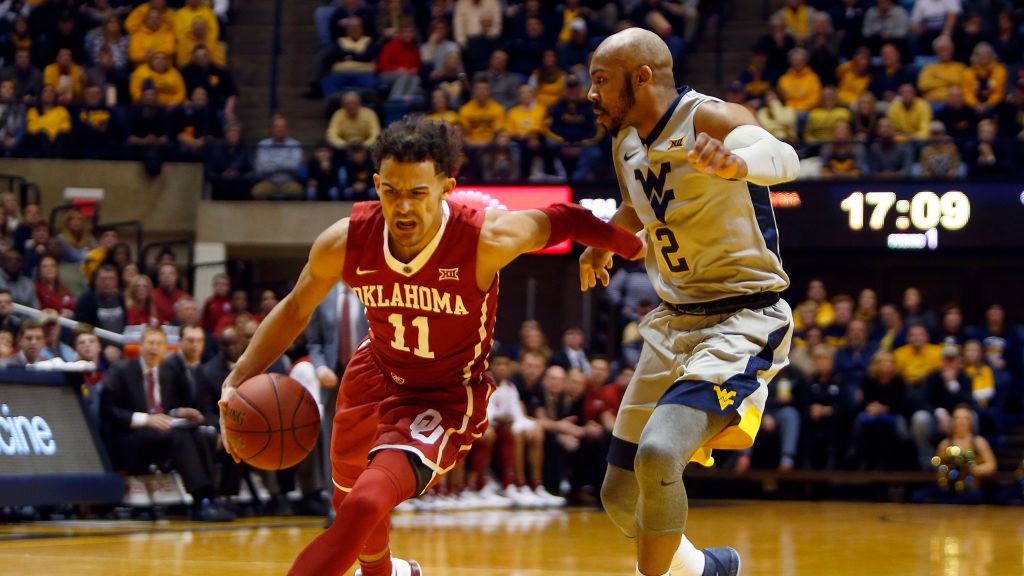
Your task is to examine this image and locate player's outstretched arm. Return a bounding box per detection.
[579,200,644,291]
[690,101,800,185]
[218,218,348,459]
[477,203,643,290]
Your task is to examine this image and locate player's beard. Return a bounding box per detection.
[599,72,636,133]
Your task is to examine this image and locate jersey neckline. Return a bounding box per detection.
[642,85,692,148]
[382,200,451,277]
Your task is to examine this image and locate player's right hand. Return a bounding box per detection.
[579,247,613,291]
[218,385,241,463]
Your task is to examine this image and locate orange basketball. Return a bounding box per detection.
[222,373,321,471]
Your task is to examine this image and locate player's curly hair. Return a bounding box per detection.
[371,115,462,176]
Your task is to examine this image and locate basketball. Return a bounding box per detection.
[222,373,321,471]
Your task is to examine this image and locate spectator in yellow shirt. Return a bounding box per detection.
[886,83,932,141]
[776,0,814,44]
[177,19,226,67]
[42,48,84,105]
[893,324,943,385]
[458,79,505,147]
[125,0,175,35]
[425,88,459,125]
[325,91,381,149]
[25,86,71,154]
[130,52,186,106]
[917,35,965,102]
[797,278,834,330]
[129,8,178,66]
[962,340,995,409]
[505,84,549,178]
[804,85,851,144]
[529,50,567,109]
[962,42,1007,116]
[174,0,219,45]
[504,84,547,139]
[777,47,822,112]
[836,46,872,106]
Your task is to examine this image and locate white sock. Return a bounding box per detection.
[672,536,705,576]
[635,565,670,576]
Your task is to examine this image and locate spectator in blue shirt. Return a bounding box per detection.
[252,115,304,200]
[543,75,604,181]
[834,319,879,393]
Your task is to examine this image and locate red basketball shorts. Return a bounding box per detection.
[330,342,493,496]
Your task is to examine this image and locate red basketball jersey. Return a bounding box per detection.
[342,200,498,389]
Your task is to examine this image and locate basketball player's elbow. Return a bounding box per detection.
[725,125,801,186]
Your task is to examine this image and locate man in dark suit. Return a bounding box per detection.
[100,326,233,521]
[195,326,248,500]
[164,325,206,408]
[549,327,591,376]
[305,280,366,524]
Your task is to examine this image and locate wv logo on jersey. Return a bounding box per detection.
[713,385,737,410]
[634,162,674,223]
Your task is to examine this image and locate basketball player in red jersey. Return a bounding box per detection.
[218,116,643,576]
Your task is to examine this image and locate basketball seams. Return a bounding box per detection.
[231,390,273,459]
[229,373,320,470]
[268,373,285,470]
[290,387,316,454]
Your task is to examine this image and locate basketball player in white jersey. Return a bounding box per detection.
[579,28,800,576]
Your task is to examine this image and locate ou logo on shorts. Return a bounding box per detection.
[410,409,445,444]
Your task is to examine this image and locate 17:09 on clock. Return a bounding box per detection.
[839,191,971,232]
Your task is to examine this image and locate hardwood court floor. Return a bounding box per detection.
[1,501,1021,575]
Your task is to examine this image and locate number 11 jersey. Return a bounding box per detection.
[342,199,498,389]
[613,87,790,304]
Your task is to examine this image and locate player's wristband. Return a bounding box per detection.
[541,203,643,259]
[723,124,800,186]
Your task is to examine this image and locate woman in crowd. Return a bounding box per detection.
[902,287,938,333]
[913,405,996,504]
[125,273,159,326]
[57,208,97,264]
[35,255,75,317]
[25,86,71,156]
[529,49,566,108]
[426,88,459,125]
[86,16,129,69]
[856,288,879,331]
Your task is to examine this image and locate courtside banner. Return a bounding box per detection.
[449,186,573,254]
[0,372,122,505]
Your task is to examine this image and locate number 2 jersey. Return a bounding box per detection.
[613,87,790,304]
[341,199,498,389]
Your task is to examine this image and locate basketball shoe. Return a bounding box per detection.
[354,558,422,576]
[701,547,741,576]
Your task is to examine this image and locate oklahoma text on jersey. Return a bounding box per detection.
[352,283,471,317]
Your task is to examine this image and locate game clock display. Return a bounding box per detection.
[771,181,1024,250]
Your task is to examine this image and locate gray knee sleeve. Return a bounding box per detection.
[633,404,735,536]
[601,463,640,538]
[634,432,691,535]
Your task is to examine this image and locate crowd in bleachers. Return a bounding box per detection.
[209,0,711,201]
[732,0,1024,179]
[751,281,1021,482]
[0,188,1021,518]
[0,0,236,172]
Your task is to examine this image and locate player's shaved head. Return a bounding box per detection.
[588,27,679,134]
[591,28,674,88]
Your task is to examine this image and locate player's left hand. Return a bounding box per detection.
[689,132,748,180]
[218,386,241,463]
[579,247,613,291]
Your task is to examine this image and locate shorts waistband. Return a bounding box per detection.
[664,291,781,316]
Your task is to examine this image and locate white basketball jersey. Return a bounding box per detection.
[613,87,790,304]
